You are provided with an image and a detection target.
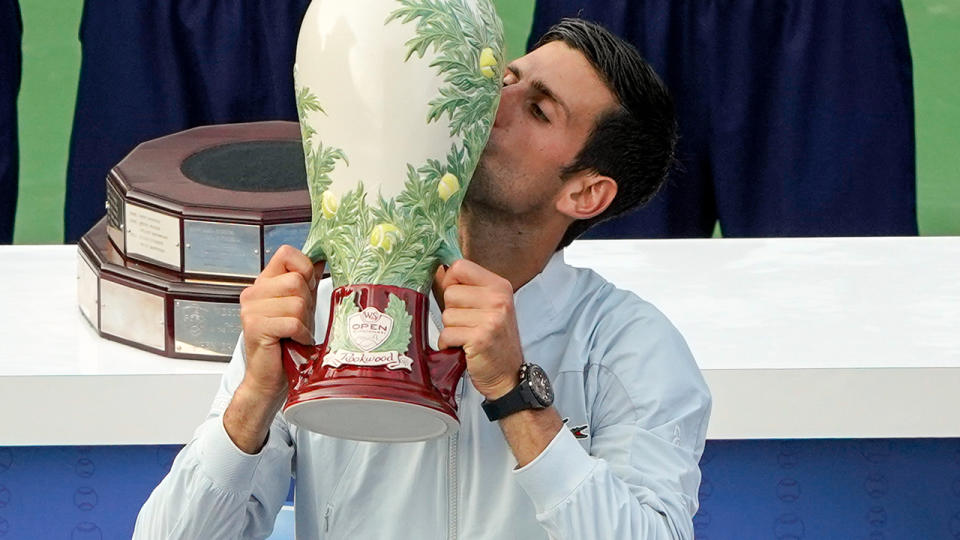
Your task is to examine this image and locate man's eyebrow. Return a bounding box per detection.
[507,63,570,120]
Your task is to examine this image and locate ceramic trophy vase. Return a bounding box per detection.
[281,0,504,442]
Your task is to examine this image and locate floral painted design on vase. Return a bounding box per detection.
[282,0,504,442]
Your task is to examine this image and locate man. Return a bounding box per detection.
[136,19,711,539]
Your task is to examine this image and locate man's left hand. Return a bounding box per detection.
[435,259,523,400]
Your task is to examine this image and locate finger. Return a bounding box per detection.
[434,263,451,283]
[260,245,316,287]
[442,284,478,309]
[437,260,459,291]
[433,264,450,299]
[443,283,508,310]
[441,307,484,329]
[312,260,327,291]
[243,271,312,302]
[241,296,313,324]
[263,316,315,346]
[443,259,510,290]
[437,327,473,351]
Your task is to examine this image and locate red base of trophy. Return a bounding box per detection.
[282,284,466,442]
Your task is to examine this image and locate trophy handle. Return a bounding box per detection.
[281,338,322,392]
[425,346,467,411]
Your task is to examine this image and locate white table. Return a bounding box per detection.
[567,237,960,440]
[2,238,958,445]
[1,246,228,445]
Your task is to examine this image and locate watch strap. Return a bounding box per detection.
[481,383,534,421]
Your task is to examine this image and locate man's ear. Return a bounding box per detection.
[555,172,617,220]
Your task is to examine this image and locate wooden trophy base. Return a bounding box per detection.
[78,218,245,361]
[77,121,314,361]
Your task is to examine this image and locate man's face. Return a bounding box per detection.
[467,41,617,217]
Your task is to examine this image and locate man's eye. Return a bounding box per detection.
[530,103,549,122]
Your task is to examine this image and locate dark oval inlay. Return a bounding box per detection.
[181,140,307,192]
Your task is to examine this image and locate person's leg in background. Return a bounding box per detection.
[528,0,718,239]
[63,0,311,243]
[0,0,22,244]
[708,0,918,237]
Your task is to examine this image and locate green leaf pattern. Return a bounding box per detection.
[329,291,359,351]
[375,294,414,353]
[297,0,503,293]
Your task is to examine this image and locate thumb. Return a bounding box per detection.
[434,264,451,291]
[311,260,326,292]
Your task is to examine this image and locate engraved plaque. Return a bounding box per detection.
[183,220,261,278]
[80,123,311,360]
[174,299,242,356]
[264,222,311,261]
[106,182,125,252]
[100,280,166,350]
[77,254,99,326]
[125,203,181,269]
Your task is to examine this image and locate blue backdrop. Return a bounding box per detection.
[0,439,958,538]
[63,0,311,243]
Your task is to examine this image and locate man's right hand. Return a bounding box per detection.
[224,245,324,454]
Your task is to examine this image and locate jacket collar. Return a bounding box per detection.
[513,250,573,342]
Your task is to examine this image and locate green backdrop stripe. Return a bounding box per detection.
[904,0,960,235]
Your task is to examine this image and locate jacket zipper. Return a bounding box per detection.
[447,433,458,540]
[433,293,460,540]
[322,442,361,536]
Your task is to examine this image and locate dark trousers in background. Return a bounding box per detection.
[1,0,22,244]
[530,0,918,238]
[63,0,311,243]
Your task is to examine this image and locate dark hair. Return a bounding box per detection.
[535,19,678,249]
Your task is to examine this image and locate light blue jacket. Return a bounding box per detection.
[135,252,711,539]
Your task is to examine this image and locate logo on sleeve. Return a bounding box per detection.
[562,417,589,440]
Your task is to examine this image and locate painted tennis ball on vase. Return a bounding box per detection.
[479,47,497,78]
[437,173,460,202]
[370,223,401,252]
[321,190,339,219]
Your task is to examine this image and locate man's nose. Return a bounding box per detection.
[493,86,519,129]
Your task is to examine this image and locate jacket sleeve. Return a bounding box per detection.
[133,335,295,539]
[513,304,712,540]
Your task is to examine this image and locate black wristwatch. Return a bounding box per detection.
[481,363,554,421]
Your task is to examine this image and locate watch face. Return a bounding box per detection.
[526,364,554,405]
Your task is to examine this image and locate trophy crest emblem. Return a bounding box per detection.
[348,308,394,352]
